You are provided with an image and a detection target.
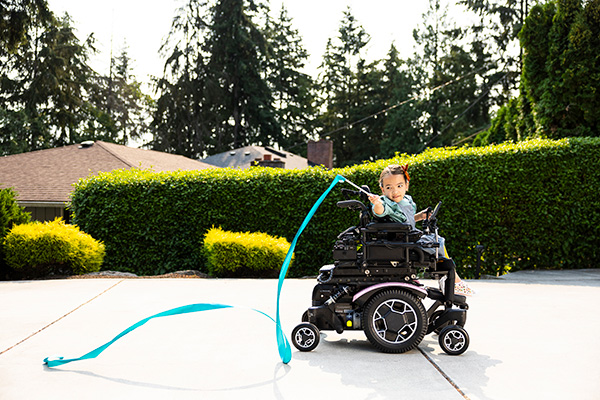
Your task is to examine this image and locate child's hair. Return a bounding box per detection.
[379,164,410,187]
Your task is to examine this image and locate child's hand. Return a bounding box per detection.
[367,194,381,206]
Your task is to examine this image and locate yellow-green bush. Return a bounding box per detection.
[3,219,104,277]
[203,227,292,278]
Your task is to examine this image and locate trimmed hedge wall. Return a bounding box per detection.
[70,138,600,277]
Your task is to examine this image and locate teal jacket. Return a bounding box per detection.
[372,194,417,226]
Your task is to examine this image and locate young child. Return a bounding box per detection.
[367,164,474,296]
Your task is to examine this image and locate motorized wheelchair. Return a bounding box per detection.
[291,187,470,356]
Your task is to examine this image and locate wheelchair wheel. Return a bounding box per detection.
[292,323,320,352]
[362,289,427,353]
[438,325,469,355]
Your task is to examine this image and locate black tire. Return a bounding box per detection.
[362,289,427,353]
[291,323,320,352]
[439,325,469,355]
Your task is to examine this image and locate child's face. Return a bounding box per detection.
[380,173,408,203]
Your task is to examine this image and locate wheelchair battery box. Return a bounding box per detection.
[332,238,358,260]
[365,241,411,261]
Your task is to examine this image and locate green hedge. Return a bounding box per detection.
[70,138,600,277]
[203,227,292,277]
[3,219,105,277]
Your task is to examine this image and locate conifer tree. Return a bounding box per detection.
[413,0,490,149]
[150,0,212,158]
[85,48,152,144]
[379,45,422,156]
[204,0,280,151]
[264,5,316,150]
[316,7,372,166]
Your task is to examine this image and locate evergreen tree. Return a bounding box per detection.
[152,0,286,157]
[204,0,280,151]
[0,0,52,53]
[316,7,372,166]
[476,0,600,145]
[150,0,212,158]
[0,13,95,152]
[2,6,151,155]
[264,5,315,150]
[379,45,423,156]
[85,47,152,144]
[413,0,490,149]
[518,0,599,139]
[458,0,527,106]
[562,0,600,136]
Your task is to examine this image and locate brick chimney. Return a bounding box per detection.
[307,139,333,169]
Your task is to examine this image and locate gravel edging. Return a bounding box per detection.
[67,270,211,279]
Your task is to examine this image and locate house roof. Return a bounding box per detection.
[0,141,216,203]
[200,145,311,169]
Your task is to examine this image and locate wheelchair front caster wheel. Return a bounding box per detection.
[439,325,469,356]
[439,325,469,355]
[292,323,320,352]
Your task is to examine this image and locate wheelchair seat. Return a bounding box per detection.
[365,222,412,232]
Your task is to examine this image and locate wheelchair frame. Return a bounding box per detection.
[291,187,470,355]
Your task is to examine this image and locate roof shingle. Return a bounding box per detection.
[0,141,215,203]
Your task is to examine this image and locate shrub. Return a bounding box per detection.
[0,187,31,279]
[70,137,600,277]
[0,187,31,239]
[203,227,292,278]
[3,218,104,278]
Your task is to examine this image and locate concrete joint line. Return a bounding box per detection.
[0,280,124,356]
[418,347,470,400]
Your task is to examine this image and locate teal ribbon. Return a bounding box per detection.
[44,174,346,367]
[275,174,346,363]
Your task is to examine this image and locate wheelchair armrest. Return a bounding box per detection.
[337,200,368,212]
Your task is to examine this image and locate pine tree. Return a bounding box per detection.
[316,7,371,166]
[1,13,96,152]
[458,0,527,106]
[379,45,423,156]
[0,0,52,53]
[85,47,152,144]
[204,0,280,151]
[152,0,285,157]
[413,0,490,149]
[150,0,212,158]
[263,5,316,150]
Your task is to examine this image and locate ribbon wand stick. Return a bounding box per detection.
[342,177,372,196]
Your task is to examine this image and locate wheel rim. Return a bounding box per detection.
[371,299,418,344]
[443,330,466,352]
[295,327,316,348]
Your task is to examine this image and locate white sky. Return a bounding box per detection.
[46,0,431,90]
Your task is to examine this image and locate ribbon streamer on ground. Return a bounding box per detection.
[44,174,346,367]
[44,303,286,367]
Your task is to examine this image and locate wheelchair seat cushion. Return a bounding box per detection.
[365,222,413,232]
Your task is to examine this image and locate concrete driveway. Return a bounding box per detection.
[1,270,599,400]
